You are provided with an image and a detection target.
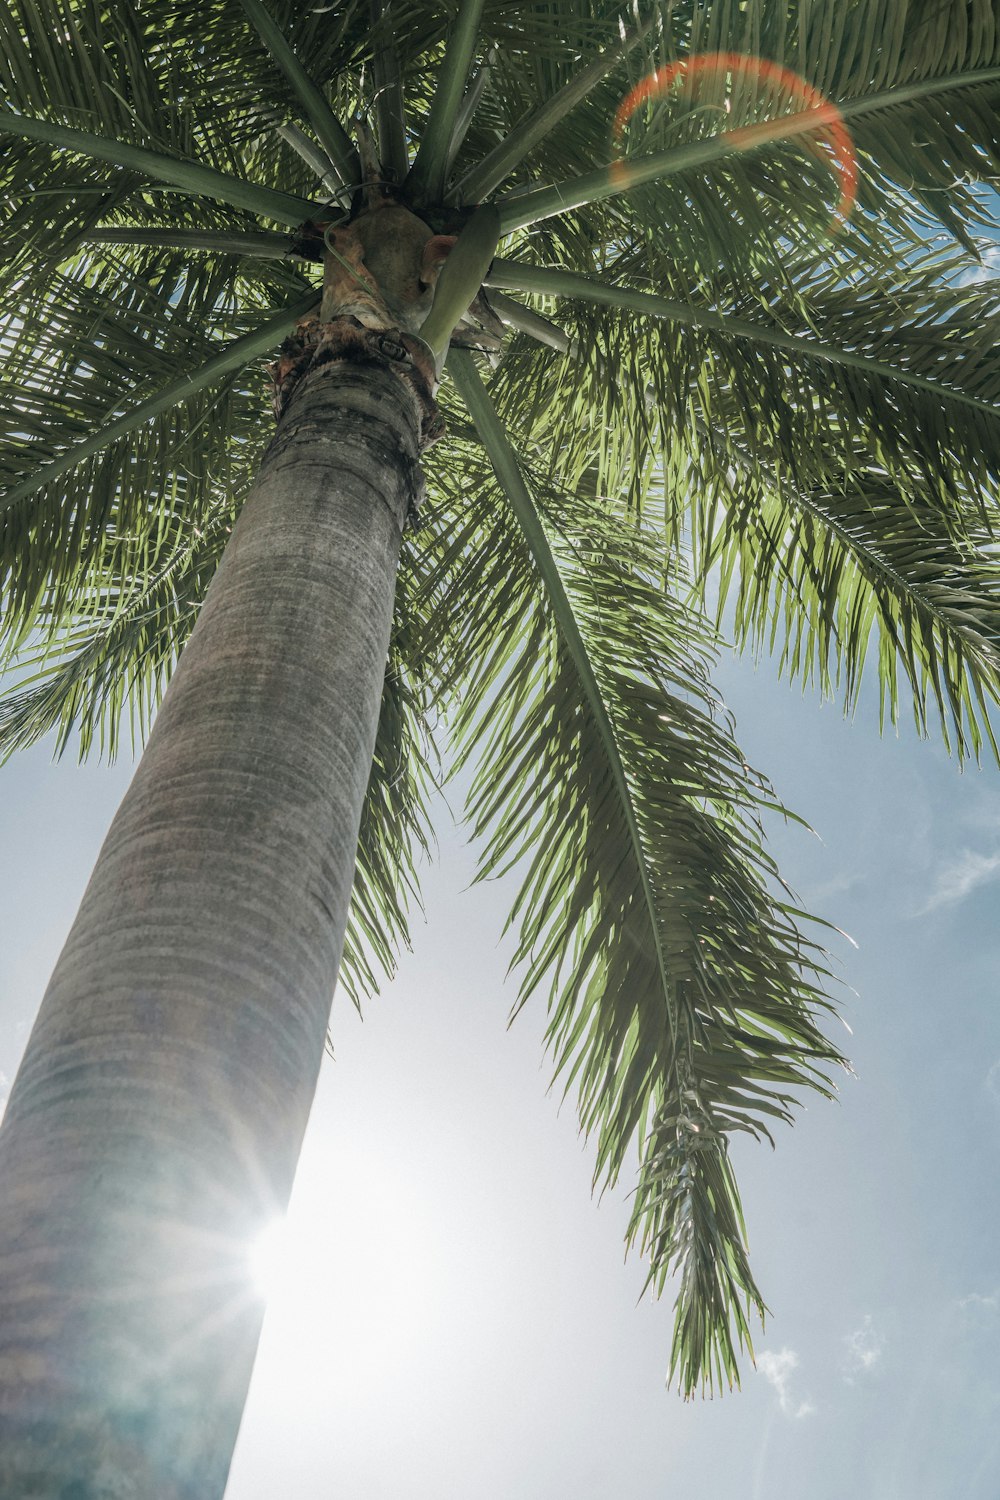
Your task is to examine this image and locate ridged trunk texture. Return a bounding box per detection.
[0,357,424,1498]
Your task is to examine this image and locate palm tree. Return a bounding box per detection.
[0,0,998,1492]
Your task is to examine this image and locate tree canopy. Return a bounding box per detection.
[1,0,999,1396]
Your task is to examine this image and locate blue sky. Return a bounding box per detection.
[3,626,999,1499]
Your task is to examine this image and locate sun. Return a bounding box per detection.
[248,1217,294,1302]
[238,1135,455,1402]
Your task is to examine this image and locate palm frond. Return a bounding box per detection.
[446,42,496,173]
[450,11,660,203]
[478,245,1000,754]
[486,256,1000,431]
[0,108,316,226]
[495,66,1000,233]
[0,499,234,760]
[238,0,360,192]
[0,244,317,653]
[442,352,844,1394]
[0,290,318,524]
[276,123,351,206]
[82,228,295,258]
[695,454,1000,759]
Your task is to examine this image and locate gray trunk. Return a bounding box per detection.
[0,357,423,1498]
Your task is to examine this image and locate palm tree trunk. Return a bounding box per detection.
[0,352,426,1498]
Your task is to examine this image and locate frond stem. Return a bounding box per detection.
[487,289,573,353]
[448,348,674,1008]
[277,122,351,206]
[447,45,497,172]
[451,14,659,204]
[85,228,294,257]
[0,108,316,226]
[404,0,485,205]
[369,0,409,182]
[485,259,1000,423]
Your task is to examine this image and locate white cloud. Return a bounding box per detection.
[958,244,1000,286]
[842,1315,883,1378]
[810,871,865,908]
[918,848,1000,914]
[987,1059,1000,1101]
[958,1290,1000,1316]
[757,1348,816,1418]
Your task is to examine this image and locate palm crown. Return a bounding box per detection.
[1,0,999,1398]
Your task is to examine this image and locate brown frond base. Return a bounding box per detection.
[269,316,444,455]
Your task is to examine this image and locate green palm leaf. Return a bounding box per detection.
[0,109,317,226]
[496,66,1000,233]
[237,0,360,193]
[438,355,844,1391]
[480,250,1000,752]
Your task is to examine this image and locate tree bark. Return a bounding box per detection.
[0,354,425,1498]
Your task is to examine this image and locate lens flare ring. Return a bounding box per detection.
[612,51,857,232]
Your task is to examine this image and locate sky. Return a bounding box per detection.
[2,623,1000,1499]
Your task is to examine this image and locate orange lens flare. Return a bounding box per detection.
[612,51,857,231]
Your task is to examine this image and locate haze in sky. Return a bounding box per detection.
[2,629,998,1500]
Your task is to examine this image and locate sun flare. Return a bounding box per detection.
[241,1140,456,1405]
[612,51,857,231]
[248,1218,293,1301]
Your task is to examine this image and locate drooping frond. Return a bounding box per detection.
[436,354,844,1392]
[0,497,234,760]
